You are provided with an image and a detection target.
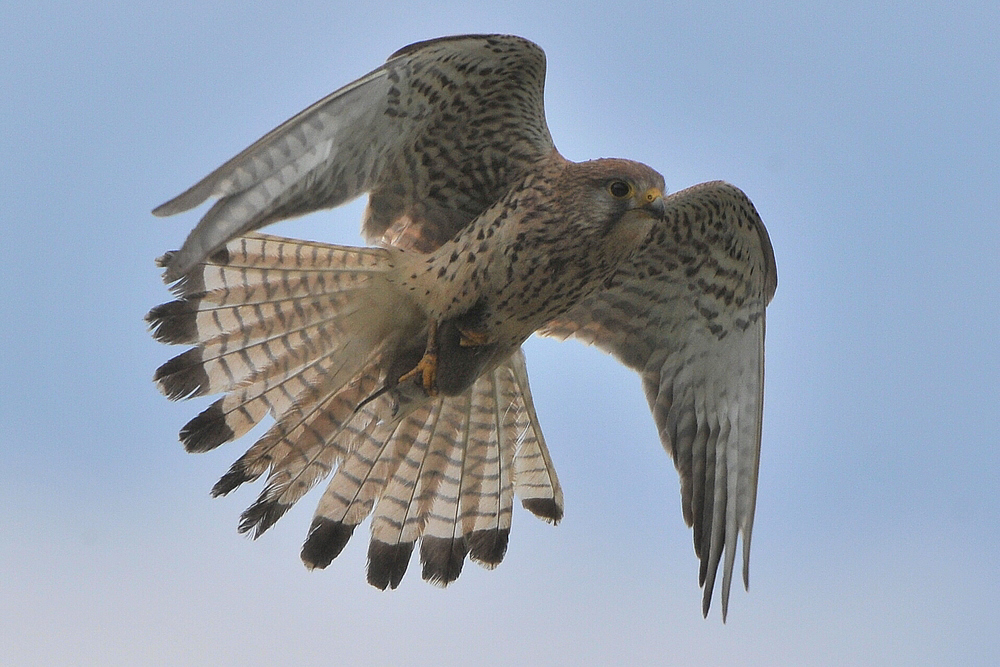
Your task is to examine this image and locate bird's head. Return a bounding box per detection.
[562,158,666,256]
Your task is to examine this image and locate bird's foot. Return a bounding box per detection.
[457,325,490,347]
[399,351,438,396]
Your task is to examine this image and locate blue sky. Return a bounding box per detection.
[3,2,998,665]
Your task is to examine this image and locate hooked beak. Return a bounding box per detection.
[641,187,665,219]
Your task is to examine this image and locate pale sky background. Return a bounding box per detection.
[3,2,998,666]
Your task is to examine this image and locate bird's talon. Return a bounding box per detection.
[457,326,490,347]
[399,352,438,396]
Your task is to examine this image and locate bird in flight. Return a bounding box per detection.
[147,34,777,620]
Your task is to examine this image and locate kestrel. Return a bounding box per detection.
[147,34,777,619]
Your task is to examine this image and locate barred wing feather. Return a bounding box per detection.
[541,181,776,620]
[154,34,554,280]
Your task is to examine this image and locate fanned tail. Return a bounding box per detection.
[147,232,423,532]
[300,350,563,587]
[149,237,563,587]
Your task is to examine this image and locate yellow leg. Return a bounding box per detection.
[457,325,490,347]
[399,321,439,395]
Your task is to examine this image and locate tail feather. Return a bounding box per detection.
[180,326,388,453]
[419,393,472,586]
[300,395,432,584]
[172,234,389,286]
[507,352,565,523]
[301,354,563,586]
[150,233,566,590]
[150,285,393,401]
[235,366,386,537]
[180,289,371,384]
[460,371,513,567]
[212,361,380,499]
[148,230,419,494]
[361,402,443,586]
[147,277,374,347]
[303,393,413,535]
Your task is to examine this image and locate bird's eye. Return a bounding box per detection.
[608,180,633,198]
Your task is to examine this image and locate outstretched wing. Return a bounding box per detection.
[541,181,777,620]
[155,34,554,279]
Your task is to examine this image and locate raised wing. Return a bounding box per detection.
[541,181,777,620]
[155,34,554,280]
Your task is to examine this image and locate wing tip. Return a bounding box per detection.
[154,250,190,287]
[387,33,539,61]
[152,180,214,218]
[151,201,177,217]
